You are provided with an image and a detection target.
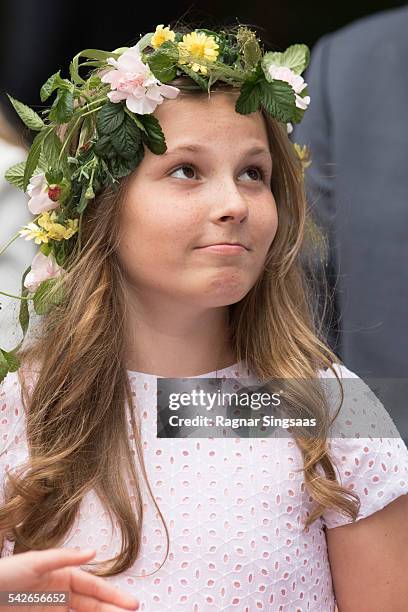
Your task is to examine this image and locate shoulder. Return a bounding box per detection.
[317,362,408,528]
[312,7,408,65]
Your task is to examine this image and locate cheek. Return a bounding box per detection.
[118,192,201,270]
[256,197,279,253]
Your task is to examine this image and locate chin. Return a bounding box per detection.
[204,272,254,305]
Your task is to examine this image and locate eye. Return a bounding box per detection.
[168,164,268,182]
[239,166,266,182]
[169,165,197,180]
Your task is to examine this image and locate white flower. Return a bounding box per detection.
[286,122,293,134]
[24,251,63,293]
[268,65,310,110]
[27,173,60,215]
[101,45,180,114]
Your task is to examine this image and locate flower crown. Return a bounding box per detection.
[0,24,311,380]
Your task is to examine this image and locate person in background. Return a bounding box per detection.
[294,6,408,440]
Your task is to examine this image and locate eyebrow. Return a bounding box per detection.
[162,143,272,160]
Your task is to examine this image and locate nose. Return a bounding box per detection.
[210,177,249,224]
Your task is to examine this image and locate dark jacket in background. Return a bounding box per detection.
[294,7,408,437]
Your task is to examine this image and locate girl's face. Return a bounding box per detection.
[118,92,278,309]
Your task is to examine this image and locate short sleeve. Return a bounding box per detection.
[0,371,27,506]
[319,363,408,529]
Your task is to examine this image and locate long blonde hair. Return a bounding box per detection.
[0,73,360,577]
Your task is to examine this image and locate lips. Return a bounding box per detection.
[196,242,250,250]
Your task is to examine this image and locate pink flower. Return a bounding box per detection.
[101,46,180,114]
[24,251,63,293]
[27,173,60,215]
[267,65,311,110]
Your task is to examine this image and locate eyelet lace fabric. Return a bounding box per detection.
[1,362,407,611]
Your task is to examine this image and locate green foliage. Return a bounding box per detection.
[178,65,208,91]
[19,267,30,337]
[23,128,51,191]
[139,114,166,154]
[33,278,66,315]
[236,27,262,71]
[49,89,74,123]
[4,161,27,190]
[147,41,178,83]
[95,103,144,181]
[6,94,44,131]
[40,71,62,102]
[259,79,296,123]
[0,349,20,382]
[261,44,310,77]
[96,101,126,134]
[236,80,262,114]
[45,168,63,184]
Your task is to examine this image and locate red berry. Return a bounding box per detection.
[47,184,62,202]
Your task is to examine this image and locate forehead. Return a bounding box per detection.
[153,92,269,149]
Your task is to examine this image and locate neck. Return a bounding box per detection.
[123,295,236,377]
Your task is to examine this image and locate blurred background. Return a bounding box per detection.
[0,1,407,439]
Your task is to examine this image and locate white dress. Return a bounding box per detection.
[1,361,407,611]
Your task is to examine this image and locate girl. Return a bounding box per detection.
[0,23,407,611]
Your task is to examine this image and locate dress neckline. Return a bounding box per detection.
[126,359,248,380]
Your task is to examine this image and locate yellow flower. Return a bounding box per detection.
[178,31,219,75]
[151,24,176,49]
[19,212,79,244]
[18,223,49,244]
[38,211,79,241]
[293,143,312,177]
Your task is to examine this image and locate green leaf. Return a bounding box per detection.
[42,131,71,175]
[40,70,61,102]
[259,79,296,123]
[95,134,116,159]
[23,129,49,191]
[19,266,31,337]
[69,48,122,85]
[6,94,45,131]
[40,243,51,256]
[236,27,262,71]
[0,349,20,373]
[54,240,67,266]
[235,80,261,114]
[5,161,27,190]
[76,185,88,214]
[0,348,20,382]
[124,109,147,134]
[45,168,63,184]
[33,278,65,315]
[110,116,141,159]
[147,43,178,83]
[110,148,144,178]
[86,74,102,90]
[178,65,208,91]
[49,89,74,123]
[0,352,9,382]
[96,102,125,135]
[261,44,310,77]
[134,32,153,52]
[139,114,166,154]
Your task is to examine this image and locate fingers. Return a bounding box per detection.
[70,568,139,610]
[29,548,97,576]
[69,590,139,612]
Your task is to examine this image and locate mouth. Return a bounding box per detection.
[195,243,250,255]
[196,242,250,251]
